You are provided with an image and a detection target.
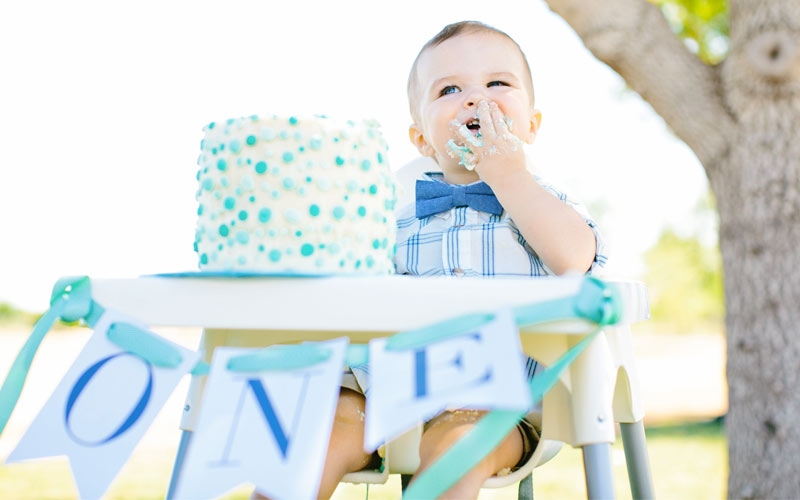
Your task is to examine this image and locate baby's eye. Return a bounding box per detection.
[487,81,509,88]
[439,85,460,96]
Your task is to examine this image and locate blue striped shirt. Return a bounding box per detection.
[395,172,607,277]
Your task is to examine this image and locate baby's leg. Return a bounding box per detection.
[316,388,373,497]
[250,388,372,500]
[413,409,523,500]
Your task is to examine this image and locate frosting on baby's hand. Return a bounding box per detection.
[446,104,523,171]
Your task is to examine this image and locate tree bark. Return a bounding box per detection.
[542,0,800,497]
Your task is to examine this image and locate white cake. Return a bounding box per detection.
[194,114,396,274]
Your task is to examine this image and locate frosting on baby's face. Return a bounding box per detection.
[445,106,524,171]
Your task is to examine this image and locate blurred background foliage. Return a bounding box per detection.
[642,196,725,332]
[650,0,729,64]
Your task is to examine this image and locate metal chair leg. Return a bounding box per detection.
[518,472,534,500]
[620,421,654,499]
[582,443,615,499]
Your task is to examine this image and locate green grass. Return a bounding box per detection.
[0,419,727,499]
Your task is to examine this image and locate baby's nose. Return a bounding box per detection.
[464,89,485,109]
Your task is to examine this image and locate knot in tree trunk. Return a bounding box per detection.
[746,31,799,80]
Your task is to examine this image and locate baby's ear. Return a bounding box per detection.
[409,123,435,157]
[524,109,542,144]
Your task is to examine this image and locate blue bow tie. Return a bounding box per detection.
[415,179,504,218]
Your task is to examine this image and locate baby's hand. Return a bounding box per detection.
[446,101,526,177]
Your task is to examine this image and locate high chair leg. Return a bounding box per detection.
[518,472,534,500]
[620,421,654,499]
[582,443,615,499]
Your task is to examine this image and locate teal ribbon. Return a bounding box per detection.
[225,343,371,373]
[0,276,197,437]
[402,276,621,499]
[106,322,185,369]
[228,343,332,372]
[0,276,97,436]
[386,313,495,351]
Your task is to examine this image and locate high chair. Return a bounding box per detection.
[86,273,652,499]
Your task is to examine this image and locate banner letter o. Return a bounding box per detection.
[64,352,153,446]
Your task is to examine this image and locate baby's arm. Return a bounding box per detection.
[470,102,596,275]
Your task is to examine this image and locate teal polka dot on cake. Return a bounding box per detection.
[282,152,295,163]
[309,136,323,150]
[309,204,320,217]
[357,206,366,217]
[200,253,208,265]
[282,177,296,189]
[224,197,236,210]
[300,243,314,256]
[236,231,249,244]
[217,159,228,171]
[369,184,378,195]
[238,210,248,221]
[258,208,272,223]
[219,224,229,237]
[377,152,384,164]
[269,249,282,262]
[372,239,381,249]
[229,139,242,154]
[335,156,345,166]
[246,135,257,146]
[332,206,345,220]
[289,116,299,125]
[361,159,371,171]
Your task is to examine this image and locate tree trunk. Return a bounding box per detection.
[542,0,800,497]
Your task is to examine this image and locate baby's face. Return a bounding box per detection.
[409,31,538,176]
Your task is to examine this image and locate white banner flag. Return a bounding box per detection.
[365,307,531,451]
[6,310,200,500]
[171,338,348,500]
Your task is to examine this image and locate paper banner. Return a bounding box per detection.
[365,307,530,451]
[5,310,200,500]
[171,338,349,500]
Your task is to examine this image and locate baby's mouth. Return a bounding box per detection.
[465,118,481,135]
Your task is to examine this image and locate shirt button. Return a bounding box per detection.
[452,268,464,276]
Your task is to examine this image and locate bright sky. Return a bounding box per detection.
[0,0,708,312]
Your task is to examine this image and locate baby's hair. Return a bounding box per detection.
[407,20,535,120]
